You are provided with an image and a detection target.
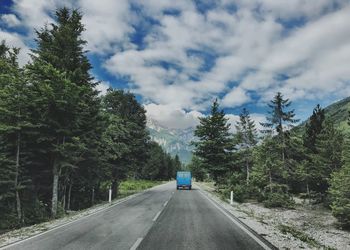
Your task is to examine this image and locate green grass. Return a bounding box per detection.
[118,180,163,197]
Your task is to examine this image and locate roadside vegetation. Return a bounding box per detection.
[118,180,164,197]
[0,8,182,232]
[190,93,350,228]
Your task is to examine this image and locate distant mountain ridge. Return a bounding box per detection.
[323,96,350,131]
[295,96,350,134]
[147,119,194,164]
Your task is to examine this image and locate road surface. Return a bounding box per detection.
[2,182,273,250]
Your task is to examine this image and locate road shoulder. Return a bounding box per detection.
[195,182,312,249]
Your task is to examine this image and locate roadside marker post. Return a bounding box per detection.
[109,188,112,203]
[230,191,233,205]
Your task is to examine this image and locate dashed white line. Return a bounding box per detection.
[152,211,162,221]
[163,201,168,207]
[130,237,143,250]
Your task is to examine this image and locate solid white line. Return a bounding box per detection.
[152,211,162,221]
[0,181,174,250]
[130,237,143,250]
[163,200,168,207]
[197,187,272,250]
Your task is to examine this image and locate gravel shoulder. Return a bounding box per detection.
[196,182,350,250]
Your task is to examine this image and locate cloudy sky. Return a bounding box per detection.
[1,0,350,129]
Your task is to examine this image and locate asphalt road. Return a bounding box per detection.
[2,182,273,250]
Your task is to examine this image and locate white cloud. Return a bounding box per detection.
[0,29,31,66]
[3,0,350,129]
[145,103,203,129]
[79,0,135,54]
[222,87,251,107]
[95,81,111,96]
[1,14,21,27]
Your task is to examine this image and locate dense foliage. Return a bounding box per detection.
[191,92,350,226]
[0,8,181,231]
[192,99,234,185]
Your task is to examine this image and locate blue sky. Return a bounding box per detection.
[1,0,350,129]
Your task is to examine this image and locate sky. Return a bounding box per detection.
[1,0,350,130]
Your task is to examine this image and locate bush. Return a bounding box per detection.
[231,184,248,202]
[262,184,295,208]
[329,164,350,227]
[263,192,294,208]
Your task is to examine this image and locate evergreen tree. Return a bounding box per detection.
[234,108,258,184]
[188,156,206,182]
[0,42,31,225]
[193,99,233,184]
[329,137,350,227]
[303,104,325,153]
[261,92,299,180]
[312,119,343,195]
[102,89,149,186]
[32,7,101,217]
[298,104,325,196]
[26,59,82,217]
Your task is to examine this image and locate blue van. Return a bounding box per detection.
[176,171,192,190]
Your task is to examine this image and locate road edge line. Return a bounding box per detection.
[0,181,173,250]
[196,186,277,250]
[130,237,143,250]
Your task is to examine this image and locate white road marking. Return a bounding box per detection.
[197,186,273,250]
[152,211,162,221]
[130,237,143,250]
[0,181,175,250]
[163,200,168,207]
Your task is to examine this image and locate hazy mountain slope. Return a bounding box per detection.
[147,119,194,164]
[295,96,350,134]
[324,96,350,132]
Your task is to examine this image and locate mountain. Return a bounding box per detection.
[295,96,350,134]
[323,96,350,132]
[147,119,194,164]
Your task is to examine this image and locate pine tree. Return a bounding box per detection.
[312,119,343,195]
[261,92,299,180]
[329,137,350,227]
[188,156,206,182]
[298,104,325,196]
[193,99,233,184]
[234,108,258,184]
[32,7,101,217]
[0,41,32,225]
[26,59,82,217]
[303,104,325,153]
[103,89,149,179]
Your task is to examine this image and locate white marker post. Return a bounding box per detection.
[230,191,233,205]
[109,188,112,203]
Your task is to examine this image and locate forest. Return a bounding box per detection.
[190,94,350,228]
[0,8,181,231]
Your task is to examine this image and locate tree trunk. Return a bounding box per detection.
[67,181,72,211]
[51,162,59,218]
[306,182,310,198]
[15,132,22,224]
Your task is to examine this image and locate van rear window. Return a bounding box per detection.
[178,173,190,178]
